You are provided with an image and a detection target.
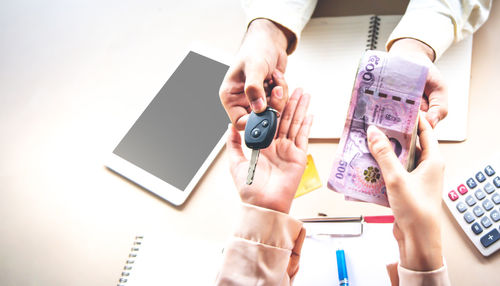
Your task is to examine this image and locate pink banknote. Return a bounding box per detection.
[328,50,428,207]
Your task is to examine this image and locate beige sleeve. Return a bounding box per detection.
[241,0,317,53]
[215,203,305,286]
[386,259,451,286]
[386,0,492,60]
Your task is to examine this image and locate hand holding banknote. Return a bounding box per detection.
[389,38,448,128]
[367,115,445,271]
[328,50,428,206]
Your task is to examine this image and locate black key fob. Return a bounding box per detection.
[244,107,278,150]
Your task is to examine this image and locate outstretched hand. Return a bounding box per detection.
[226,88,313,214]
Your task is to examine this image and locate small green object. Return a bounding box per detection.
[364,166,381,183]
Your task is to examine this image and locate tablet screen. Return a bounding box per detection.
[112,51,229,191]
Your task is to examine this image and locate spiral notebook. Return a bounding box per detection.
[117,235,224,286]
[286,15,473,141]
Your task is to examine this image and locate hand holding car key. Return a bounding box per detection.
[244,107,278,184]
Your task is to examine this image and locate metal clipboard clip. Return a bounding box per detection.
[300,215,394,238]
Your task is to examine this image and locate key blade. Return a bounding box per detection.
[246,149,260,185]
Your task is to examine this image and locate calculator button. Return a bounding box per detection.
[457,184,468,195]
[456,202,467,213]
[491,210,500,222]
[472,222,483,234]
[473,206,485,217]
[475,189,486,200]
[448,190,459,201]
[480,229,500,247]
[494,176,500,188]
[493,193,500,205]
[467,178,477,189]
[485,165,496,177]
[484,183,495,194]
[465,195,476,206]
[464,212,475,223]
[481,216,493,228]
[476,172,486,183]
[483,199,494,211]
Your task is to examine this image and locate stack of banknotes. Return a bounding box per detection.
[327,50,428,207]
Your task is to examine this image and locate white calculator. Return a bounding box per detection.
[443,158,500,256]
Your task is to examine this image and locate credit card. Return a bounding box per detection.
[295,154,322,198]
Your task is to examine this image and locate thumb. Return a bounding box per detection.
[244,63,268,113]
[367,125,405,177]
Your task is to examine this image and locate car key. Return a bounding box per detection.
[244,107,278,185]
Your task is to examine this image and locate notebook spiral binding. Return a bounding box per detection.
[366,15,381,50]
[117,236,143,286]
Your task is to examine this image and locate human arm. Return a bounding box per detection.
[387,0,492,127]
[215,88,313,285]
[219,0,316,130]
[367,115,451,285]
[387,0,492,60]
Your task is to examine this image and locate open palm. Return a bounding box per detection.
[227,89,312,214]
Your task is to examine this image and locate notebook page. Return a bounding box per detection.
[294,223,399,286]
[286,16,372,139]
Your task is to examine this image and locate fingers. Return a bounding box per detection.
[277,88,302,138]
[226,124,246,170]
[288,93,310,141]
[367,125,406,179]
[287,227,306,278]
[244,62,269,113]
[425,91,448,128]
[424,68,448,127]
[296,115,313,152]
[268,70,289,115]
[416,114,440,161]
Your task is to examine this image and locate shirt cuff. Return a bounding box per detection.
[397,258,451,286]
[386,10,454,61]
[233,203,303,251]
[243,0,317,54]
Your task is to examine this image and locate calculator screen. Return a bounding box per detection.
[113,51,229,190]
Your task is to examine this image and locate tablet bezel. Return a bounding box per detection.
[106,45,231,206]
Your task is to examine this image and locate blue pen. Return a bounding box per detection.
[336,249,349,286]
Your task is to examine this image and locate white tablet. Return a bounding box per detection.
[106,50,230,206]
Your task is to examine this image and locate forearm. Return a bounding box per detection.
[387,0,492,60]
[397,232,443,271]
[215,203,305,285]
[242,0,317,54]
[245,19,290,55]
[389,38,434,62]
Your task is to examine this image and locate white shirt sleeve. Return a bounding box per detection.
[241,0,317,53]
[387,0,492,60]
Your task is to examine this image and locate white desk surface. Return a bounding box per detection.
[1,1,499,285]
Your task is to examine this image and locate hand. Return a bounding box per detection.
[226,88,313,214]
[367,115,445,271]
[219,19,293,130]
[389,38,448,128]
